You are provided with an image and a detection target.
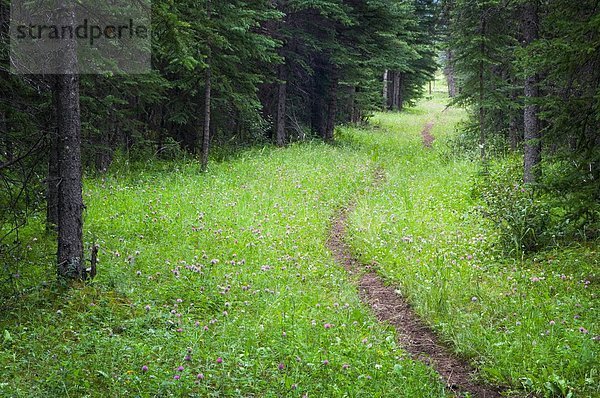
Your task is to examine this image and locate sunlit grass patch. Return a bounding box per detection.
[1,143,446,397]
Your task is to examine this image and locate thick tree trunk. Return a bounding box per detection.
[522,1,542,184]
[55,2,84,280]
[382,70,389,110]
[276,65,287,147]
[56,74,84,279]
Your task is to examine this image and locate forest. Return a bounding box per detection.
[0,0,598,397]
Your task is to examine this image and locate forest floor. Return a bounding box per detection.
[1,93,598,398]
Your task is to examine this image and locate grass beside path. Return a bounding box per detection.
[3,92,597,398]
[345,93,599,397]
[0,144,446,397]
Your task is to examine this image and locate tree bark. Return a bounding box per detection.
[522,1,542,184]
[509,114,520,151]
[382,70,389,110]
[311,66,327,138]
[479,17,487,163]
[55,74,84,279]
[397,72,405,111]
[350,86,360,124]
[201,0,212,172]
[47,84,60,231]
[55,1,84,280]
[276,65,287,147]
[201,67,212,172]
[445,50,458,98]
[0,109,11,163]
[95,107,115,172]
[324,72,338,142]
[391,71,400,111]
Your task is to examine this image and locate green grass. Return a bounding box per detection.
[2,92,597,397]
[345,93,599,397]
[0,143,445,397]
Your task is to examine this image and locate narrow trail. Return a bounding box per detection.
[422,121,436,148]
[327,124,505,398]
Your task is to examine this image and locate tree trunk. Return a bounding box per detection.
[47,84,60,231]
[382,70,389,110]
[276,65,287,147]
[523,1,542,184]
[445,50,458,97]
[350,86,360,124]
[95,108,115,172]
[56,73,84,279]
[509,114,520,151]
[55,75,84,278]
[391,71,400,111]
[201,0,212,172]
[0,109,11,163]
[54,1,84,280]
[311,67,327,138]
[397,72,405,111]
[201,67,212,172]
[324,72,338,142]
[479,18,487,163]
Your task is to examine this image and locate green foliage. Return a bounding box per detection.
[475,157,551,255]
[444,0,600,248]
[474,155,600,257]
[442,115,507,160]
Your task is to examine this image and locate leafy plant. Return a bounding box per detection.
[475,159,551,255]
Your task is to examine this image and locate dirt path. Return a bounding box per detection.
[327,168,504,398]
[422,121,436,148]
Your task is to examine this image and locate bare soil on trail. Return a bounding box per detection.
[422,121,436,148]
[327,167,505,398]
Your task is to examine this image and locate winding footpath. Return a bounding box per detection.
[327,122,505,398]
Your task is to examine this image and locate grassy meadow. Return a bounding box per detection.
[1,92,598,397]
[344,94,599,397]
[1,143,445,396]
